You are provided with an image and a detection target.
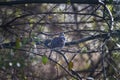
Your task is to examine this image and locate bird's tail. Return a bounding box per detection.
[44,39,51,48]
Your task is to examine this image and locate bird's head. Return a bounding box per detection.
[59,32,65,42]
[59,32,65,37]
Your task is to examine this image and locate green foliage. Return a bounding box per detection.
[41,55,48,65]
[15,37,22,49]
[67,0,71,5]
[68,61,73,70]
[0,49,26,69]
[22,38,29,45]
[81,47,87,53]
[0,49,30,79]
[15,9,22,17]
[38,26,45,32]
[29,18,36,23]
[107,5,113,13]
[112,52,120,63]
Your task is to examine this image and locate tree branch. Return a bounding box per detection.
[1,30,120,49]
[0,0,100,5]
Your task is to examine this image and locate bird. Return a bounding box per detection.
[44,33,65,49]
[44,33,65,58]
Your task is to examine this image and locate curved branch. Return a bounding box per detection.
[98,0,114,32]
